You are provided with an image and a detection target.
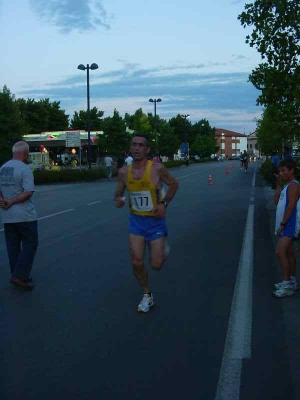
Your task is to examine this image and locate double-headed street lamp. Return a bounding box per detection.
[181,114,190,158]
[78,63,99,169]
[149,98,162,149]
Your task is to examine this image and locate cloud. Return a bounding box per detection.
[30,0,111,33]
[18,66,260,132]
[232,54,247,60]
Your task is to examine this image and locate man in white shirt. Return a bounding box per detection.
[125,154,133,166]
[104,155,113,181]
[0,141,38,290]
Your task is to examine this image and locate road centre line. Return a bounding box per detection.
[87,200,102,206]
[0,208,75,232]
[215,170,256,400]
[38,209,74,221]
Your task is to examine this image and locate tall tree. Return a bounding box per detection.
[125,108,152,134]
[17,98,69,133]
[0,86,24,164]
[239,0,300,129]
[40,99,69,131]
[157,123,180,157]
[169,114,192,143]
[17,98,49,134]
[256,105,293,155]
[190,134,217,157]
[98,109,129,156]
[70,107,104,130]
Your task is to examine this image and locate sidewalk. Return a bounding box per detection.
[262,180,300,399]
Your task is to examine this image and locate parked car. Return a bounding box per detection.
[292,149,300,160]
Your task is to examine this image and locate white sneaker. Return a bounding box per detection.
[273,283,295,298]
[274,281,299,291]
[138,294,154,313]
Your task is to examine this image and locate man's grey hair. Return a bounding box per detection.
[12,141,30,154]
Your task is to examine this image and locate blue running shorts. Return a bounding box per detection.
[129,214,168,242]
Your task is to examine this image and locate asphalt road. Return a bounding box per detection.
[0,161,297,400]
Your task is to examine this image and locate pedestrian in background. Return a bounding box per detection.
[283,146,292,160]
[273,159,300,298]
[104,154,113,181]
[0,141,38,291]
[271,150,280,191]
[117,154,125,170]
[125,153,133,166]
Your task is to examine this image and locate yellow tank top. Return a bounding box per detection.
[127,160,163,217]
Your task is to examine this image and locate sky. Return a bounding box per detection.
[0,0,262,133]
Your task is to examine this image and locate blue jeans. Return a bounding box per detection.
[4,221,38,280]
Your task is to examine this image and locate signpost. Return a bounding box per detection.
[65,131,81,147]
[65,132,81,168]
[181,142,189,156]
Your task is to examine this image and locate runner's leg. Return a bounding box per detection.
[130,234,150,293]
[149,237,166,271]
[287,241,296,278]
[276,237,292,281]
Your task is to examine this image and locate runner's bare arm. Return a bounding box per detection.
[281,182,300,224]
[115,168,127,207]
[159,165,179,204]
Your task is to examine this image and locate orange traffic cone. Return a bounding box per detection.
[208,175,213,184]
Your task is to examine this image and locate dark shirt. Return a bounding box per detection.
[271,155,280,167]
[283,153,292,160]
[117,157,125,169]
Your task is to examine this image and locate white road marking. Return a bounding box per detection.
[87,200,102,206]
[252,169,256,187]
[215,170,256,400]
[177,166,220,180]
[0,208,75,232]
[38,209,74,221]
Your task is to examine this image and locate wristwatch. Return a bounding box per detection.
[160,201,168,208]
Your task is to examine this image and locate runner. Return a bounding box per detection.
[242,150,249,172]
[125,153,133,166]
[104,154,113,181]
[239,153,243,169]
[115,134,179,312]
[273,159,300,297]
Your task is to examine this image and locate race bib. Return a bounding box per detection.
[130,191,154,212]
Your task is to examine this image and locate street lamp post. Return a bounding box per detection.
[181,114,190,160]
[149,98,162,149]
[78,63,99,169]
[221,133,225,157]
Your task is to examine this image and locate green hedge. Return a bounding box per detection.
[260,160,272,183]
[260,159,300,184]
[34,159,217,185]
[34,167,116,185]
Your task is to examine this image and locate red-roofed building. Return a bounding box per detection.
[215,128,247,158]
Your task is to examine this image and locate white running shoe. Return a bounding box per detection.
[274,281,299,291]
[138,294,154,313]
[273,283,295,298]
[164,241,170,258]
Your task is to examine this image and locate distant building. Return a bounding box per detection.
[247,132,260,157]
[23,128,135,164]
[215,129,247,158]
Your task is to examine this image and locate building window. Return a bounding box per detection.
[250,144,253,148]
